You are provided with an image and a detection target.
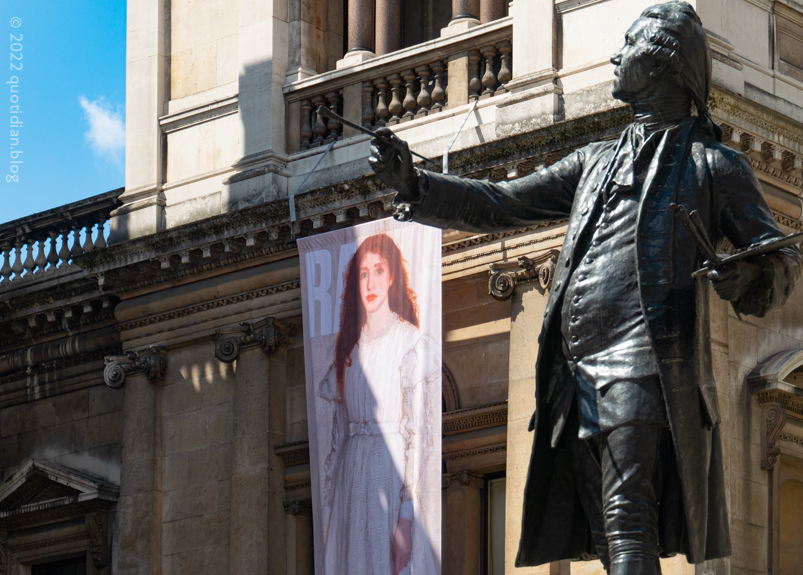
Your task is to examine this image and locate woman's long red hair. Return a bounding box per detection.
[334,234,419,400]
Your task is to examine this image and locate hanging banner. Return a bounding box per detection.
[299,218,442,575]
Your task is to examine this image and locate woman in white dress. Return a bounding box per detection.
[319,233,440,575]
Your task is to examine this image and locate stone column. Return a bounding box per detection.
[111,0,167,243]
[336,0,376,67]
[285,501,314,575]
[480,0,506,23]
[223,0,292,211]
[117,374,163,575]
[444,0,481,35]
[376,0,402,56]
[504,283,553,575]
[443,471,484,575]
[229,345,273,574]
[218,318,293,575]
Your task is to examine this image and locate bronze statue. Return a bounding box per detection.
[369,2,802,573]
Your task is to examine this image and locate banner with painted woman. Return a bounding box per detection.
[298,218,442,575]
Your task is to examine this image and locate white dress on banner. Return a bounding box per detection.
[319,313,441,575]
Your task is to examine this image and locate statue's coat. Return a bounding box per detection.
[408,117,801,566]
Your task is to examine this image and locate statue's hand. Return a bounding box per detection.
[708,259,762,301]
[392,517,413,575]
[368,127,420,202]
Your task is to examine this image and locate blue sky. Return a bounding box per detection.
[0,1,126,224]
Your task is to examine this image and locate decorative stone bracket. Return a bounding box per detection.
[760,404,788,470]
[215,317,296,363]
[103,345,168,389]
[86,511,112,569]
[442,470,485,490]
[488,249,559,301]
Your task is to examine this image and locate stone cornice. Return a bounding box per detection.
[710,87,803,149]
[442,443,506,462]
[755,389,803,418]
[118,281,300,331]
[442,401,508,435]
[275,441,311,467]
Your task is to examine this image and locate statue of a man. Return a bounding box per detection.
[369,2,802,573]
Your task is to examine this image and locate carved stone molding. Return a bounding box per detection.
[443,443,506,462]
[285,480,312,492]
[275,441,311,467]
[283,499,313,518]
[488,250,559,300]
[754,389,803,418]
[442,401,507,435]
[761,405,788,470]
[442,470,485,490]
[779,432,803,446]
[103,345,168,389]
[215,317,296,363]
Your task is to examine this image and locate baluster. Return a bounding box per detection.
[0,241,11,282]
[325,91,342,143]
[300,99,313,151]
[311,95,327,147]
[47,231,59,269]
[82,223,95,253]
[34,238,47,273]
[70,227,83,258]
[468,51,482,101]
[430,61,446,113]
[401,69,417,121]
[373,78,389,127]
[363,82,375,129]
[58,229,71,266]
[11,239,24,278]
[496,40,512,93]
[387,74,404,124]
[480,45,498,97]
[23,238,36,277]
[415,64,432,117]
[94,218,108,249]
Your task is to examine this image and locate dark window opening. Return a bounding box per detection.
[32,556,87,575]
[403,0,452,48]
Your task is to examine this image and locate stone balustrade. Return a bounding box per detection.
[0,189,121,288]
[284,18,513,154]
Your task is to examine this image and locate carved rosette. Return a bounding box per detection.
[103,345,168,389]
[215,317,296,363]
[761,404,788,470]
[488,250,559,301]
[442,470,485,490]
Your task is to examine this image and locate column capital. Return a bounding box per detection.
[103,345,168,388]
[215,317,296,363]
[488,249,558,300]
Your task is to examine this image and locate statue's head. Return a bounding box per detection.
[611,1,711,112]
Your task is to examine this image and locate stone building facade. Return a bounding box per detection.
[2,0,803,574]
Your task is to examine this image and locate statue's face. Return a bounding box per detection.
[610,18,661,102]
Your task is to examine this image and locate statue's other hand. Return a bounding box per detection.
[368,127,420,202]
[708,259,762,302]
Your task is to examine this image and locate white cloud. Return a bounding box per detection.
[79,96,125,163]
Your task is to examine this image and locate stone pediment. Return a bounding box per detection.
[0,460,118,522]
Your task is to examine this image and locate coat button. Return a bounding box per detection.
[571,335,578,342]
[565,258,571,268]
[573,295,581,303]
[585,258,594,264]
[581,208,589,215]
[573,356,579,362]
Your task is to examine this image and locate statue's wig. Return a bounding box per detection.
[639,1,720,138]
